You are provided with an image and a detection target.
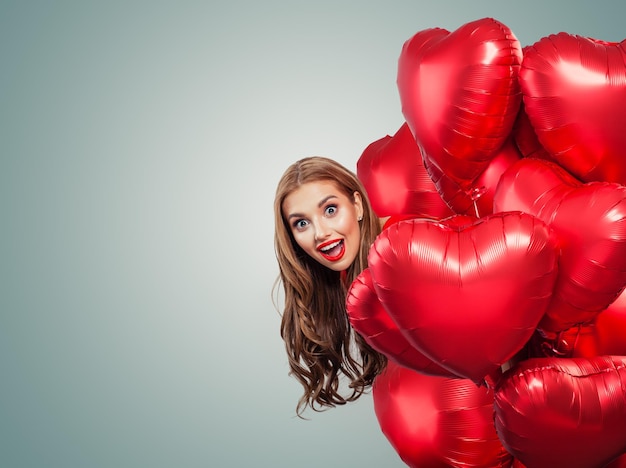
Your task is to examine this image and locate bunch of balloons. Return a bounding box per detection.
[347,17,626,467]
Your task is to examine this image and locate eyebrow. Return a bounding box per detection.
[286,195,339,220]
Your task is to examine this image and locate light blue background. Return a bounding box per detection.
[1,1,625,467]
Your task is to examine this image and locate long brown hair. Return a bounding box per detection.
[274,156,386,416]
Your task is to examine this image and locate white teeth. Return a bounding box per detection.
[320,240,341,252]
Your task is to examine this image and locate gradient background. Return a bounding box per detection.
[1,1,625,467]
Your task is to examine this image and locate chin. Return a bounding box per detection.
[324,263,345,273]
[327,257,355,273]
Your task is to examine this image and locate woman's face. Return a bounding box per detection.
[282,180,364,272]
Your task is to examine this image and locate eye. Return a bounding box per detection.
[292,219,309,231]
[324,205,337,216]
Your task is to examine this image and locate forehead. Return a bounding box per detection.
[282,180,348,215]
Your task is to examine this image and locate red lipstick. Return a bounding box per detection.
[317,239,345,262]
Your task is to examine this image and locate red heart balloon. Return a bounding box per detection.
[608,454,626,468]
[494,355,626,468]
[533,289,626,359]
[587,290,626,355]
[368,212,559,383]
[357,123,454,219]
[346,268,454,377]
[373,360,513,468]
[425,137,521,217]
[511,103,552,161]
[520,33,626,185]
[494,157,626,333]
[397,17,523,190]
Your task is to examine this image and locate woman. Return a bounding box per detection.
[274,156,387,415]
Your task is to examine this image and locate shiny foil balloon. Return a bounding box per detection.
[397,17,522,190]
[537,290,626,359]
[607,454,626,468]
[520,33,626,185]
[588,290,626,355]
[356,123,454,219]
[368,212,559,383]
[494,157,626,333]
[373,360,513,468]
[494,356,626,468]
[510,103,552,161]
[424,137,521,217]
[346,268,454,377]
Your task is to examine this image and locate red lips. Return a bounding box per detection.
[317,239,345,262]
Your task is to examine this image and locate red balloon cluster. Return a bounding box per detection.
[373,360,513,467]
[349,17,626,468]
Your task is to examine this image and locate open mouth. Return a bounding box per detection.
[317,239,345,262]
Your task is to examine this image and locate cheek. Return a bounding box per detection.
[343,214,360,237]
[340,217,361,247]
[334,210,350,227]
[293,231,314,252]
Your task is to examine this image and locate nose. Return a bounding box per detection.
[313,219,331,242]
